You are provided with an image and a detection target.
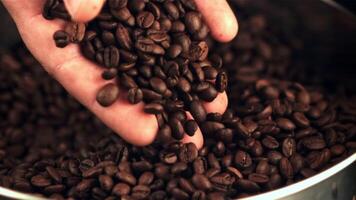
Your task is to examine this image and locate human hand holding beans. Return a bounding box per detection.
[2,0,238,148]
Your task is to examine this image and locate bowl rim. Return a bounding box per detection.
[239,153,356,200]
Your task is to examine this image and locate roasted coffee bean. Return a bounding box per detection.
[149,77,167,94]
[292,112,310,128]
[104,46,120,67]
[168,44,183,58]
[276,118,296,131]
[179,143,198,163]
[235,151,252,169]
[46,166,62,183]
[236,179,261,193]
[142,88,163,101]
[282,138,296,157]
[216,71,228,92]
[102,68,118,80]
[185,12,202,34]
[115,24,133,50]
[112,183,131,196]
[136,11,155,29]
[132,185,151,199]
[184,120,198,136]
[99,175,113,191]
[128,88,143,104]
[82,167,103,178]
[262,136,279,149]
[302,136,326,150]
[31,175,51,187]
[53,30,69,48]
[170,118,185,140]
[290,154,304,173]
[256,160,270,175]
[96,83,120,107]
[267,151,283,165]
[64,22,86,43]
[190,100,207,123]
[279,158,294,179]
[109,0,128,9]
[197,82,218,102]
[191,174,212,191]
[144,103,164,114]
[210,172,235,186]
[248,173,269,184]
[116,171,136,186]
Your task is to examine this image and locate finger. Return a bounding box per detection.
[194,0,238,42]
[3,1,158,146]
[203,92,229,114]
[181,112,204,149]
[63,0,105,22]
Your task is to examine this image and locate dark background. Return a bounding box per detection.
[336,0,356,13]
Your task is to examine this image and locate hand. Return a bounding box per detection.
[2,0,238,148]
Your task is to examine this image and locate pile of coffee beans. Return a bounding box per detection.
[0,0,355,199]
[46,0,227,140]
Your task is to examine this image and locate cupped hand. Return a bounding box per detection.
[2,0,238,148]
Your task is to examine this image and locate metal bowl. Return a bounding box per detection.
[0,0,355,199]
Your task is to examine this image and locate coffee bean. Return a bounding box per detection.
[170,118,185,140]
[96,83,120,107]
[191,174,212,191]
[276,118,296,131]
[197,82,218,102]
[104,46,120,67]
[179,143,198,163]
[248,173,269,184]
[115,24,133,50]
[184,120,198,136]
[216,71,228,92]
[290,154,304,173]
[210,172,236,186]
[279,157,293,179]
[53,31,69,48]
[142,88,163,101]
[46,166,62,183]
[185,12,202,34]
[64,22,86,43]
[31,175,51,187]
[99,175,113,191]
[144,103,164,114]
[189,42,209,61]
[116,171,136,186]
[127,88,143,104]
[190,100,207,123]
[167,44,183,58]
[164,1,180,20]
[136,11,155,29]
[282,137,296,157]
[235,151,252,169]
[112,183,131,196]
[82,167,103,178]
[132,185,151,199]
[102,68,118,80]
[236,179,261,193]
[267,151,283,165]
[109,0,128,9]
[302,136,326,150]
[149,77,167,94]
[262,136,279,149]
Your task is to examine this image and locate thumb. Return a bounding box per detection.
[64,0,105,22]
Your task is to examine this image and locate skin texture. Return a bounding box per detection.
[2,0,237,149]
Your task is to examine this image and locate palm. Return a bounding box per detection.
[2,0,232,148]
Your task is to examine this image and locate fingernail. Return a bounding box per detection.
[64,0,82,17]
